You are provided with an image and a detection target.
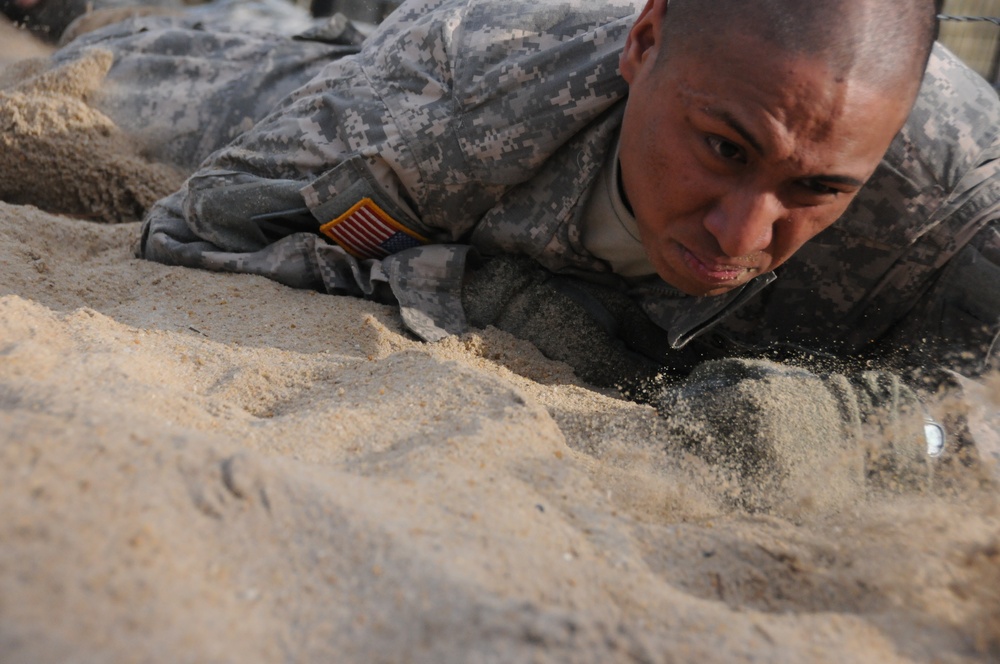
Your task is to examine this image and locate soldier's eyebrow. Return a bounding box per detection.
[807,173,867,188]
[703,106,867,188]
[703,107,764,155]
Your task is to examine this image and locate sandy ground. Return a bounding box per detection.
[1,18,1000,662]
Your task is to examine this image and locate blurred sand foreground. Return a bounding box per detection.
[1,17,1000,663]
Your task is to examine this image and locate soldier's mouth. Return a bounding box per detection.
[680,246,756,286]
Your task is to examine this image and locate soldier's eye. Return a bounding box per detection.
[706,135,747,163]
[799,178,841,196]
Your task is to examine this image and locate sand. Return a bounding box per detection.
[1,21,999,662]
[0,47,186,222]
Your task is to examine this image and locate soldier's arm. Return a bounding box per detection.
[866,47,1000,378]
[876,219,1000,378]
[458,255,964,490]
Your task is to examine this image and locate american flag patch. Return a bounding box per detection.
[319,198,428,260]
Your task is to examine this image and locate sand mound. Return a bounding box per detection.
[0,49,185,222]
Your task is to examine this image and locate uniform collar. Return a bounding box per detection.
[630,272,778,348]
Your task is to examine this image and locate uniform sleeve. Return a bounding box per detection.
[142,183,474,343]
[878,220,1000,376]
[862,47,1000,378]
[53,16,355,171]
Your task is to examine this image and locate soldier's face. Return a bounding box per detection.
[618,25,912,297]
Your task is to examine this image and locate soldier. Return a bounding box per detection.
[22,0,1000,479]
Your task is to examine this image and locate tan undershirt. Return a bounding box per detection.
[580,137,657,279]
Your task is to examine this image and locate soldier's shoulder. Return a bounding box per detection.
[838,44,1000,246]
[369,0,641,51]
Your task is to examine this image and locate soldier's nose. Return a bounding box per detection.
[703,189,781,258]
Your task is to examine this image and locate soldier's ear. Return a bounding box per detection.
[621,0,668,84]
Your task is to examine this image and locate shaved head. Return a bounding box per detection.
[660,0,938,94]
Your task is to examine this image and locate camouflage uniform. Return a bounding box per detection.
[51,2,361,171]
[66,0,997,376]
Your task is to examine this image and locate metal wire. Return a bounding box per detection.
[938,14,1000,26]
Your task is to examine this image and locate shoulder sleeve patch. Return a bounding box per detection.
[303,154,433,260]
[320,197,428,260]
